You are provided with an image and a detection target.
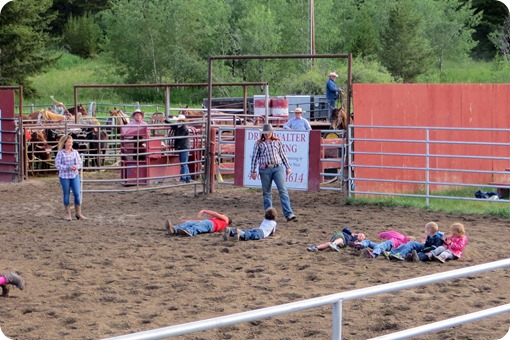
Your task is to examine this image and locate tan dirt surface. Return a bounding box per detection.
[0,176,509,339]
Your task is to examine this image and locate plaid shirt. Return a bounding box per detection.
[250,140,290,173]
[55,149,82,179]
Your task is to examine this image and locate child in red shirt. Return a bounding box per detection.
[165,209,231,237]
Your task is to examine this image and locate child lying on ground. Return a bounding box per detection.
[387,222,444,261]
[307,227,366,252]
[165,209,231,236]
[352,230,412,259]
[223,207,277,241]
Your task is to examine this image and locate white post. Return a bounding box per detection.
[264,85,270,124]
[332,300,343,340]
[165,86,170,121]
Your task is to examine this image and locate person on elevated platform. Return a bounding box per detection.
[283,107,311,131]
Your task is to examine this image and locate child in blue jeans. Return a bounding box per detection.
[388,222,444,261]
[166,209,231,236]
[354,230,412,258]
[223,207,277,241]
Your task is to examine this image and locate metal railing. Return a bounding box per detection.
[102,258,510,340]
[348,125,510,205]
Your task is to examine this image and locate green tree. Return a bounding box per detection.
[0,0,57,96]
[62,13,102,58]
[379,0,432,82]
[102,0,231,84]
[489,14,510,61]
[463,0,509,60]
[421,0,481,73]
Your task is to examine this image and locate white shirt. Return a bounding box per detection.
[259,219,277,237]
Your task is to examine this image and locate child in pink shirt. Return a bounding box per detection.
[426,223,468,263]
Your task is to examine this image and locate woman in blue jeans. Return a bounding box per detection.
[249,124,296,222]
[55,135,88,221]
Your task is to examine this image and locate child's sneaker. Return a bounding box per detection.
[307,245,318,252]
[389,253,404,261]
[411,250,420,262]
[176,228,192,237]
[328,242,340,252]
[363,249,375,259]
[222,227,231,241]
[433,254,446,263]
[382,251,391,259]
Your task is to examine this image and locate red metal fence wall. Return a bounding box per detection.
[352,84,510,193]
[0,90,17,182]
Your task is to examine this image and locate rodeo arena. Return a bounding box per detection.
[1,54,510,340]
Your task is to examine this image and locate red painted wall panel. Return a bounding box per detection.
[353,84,510,194]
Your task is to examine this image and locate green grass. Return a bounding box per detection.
[347,186,510,217]
[27,52,125,105]
[422,59,510,83]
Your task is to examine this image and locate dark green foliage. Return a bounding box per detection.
[50,0,110,35]
[465,0,509,60]
[62,13,102,58]
[0,0,57,97]
[379,0,433,82]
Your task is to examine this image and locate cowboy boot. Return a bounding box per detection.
[64,205,72,221]
[75,205,88,220]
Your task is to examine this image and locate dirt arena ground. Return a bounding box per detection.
[1,175,509,340]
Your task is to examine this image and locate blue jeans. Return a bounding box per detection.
[174,220,213,236]
[390,241,424,257]
[60,176,81,206]
[327,99,336,121]
[178,150,191,182]
[259,165,293,219]
[360,240,394,256]
[240,228,264,241]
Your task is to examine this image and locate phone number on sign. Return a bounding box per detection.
[286,173,304,183]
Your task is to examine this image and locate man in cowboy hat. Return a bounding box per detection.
[325,72,343,122]
[168,114,191,183]
[128,109,147,126]
[283,107,311,131]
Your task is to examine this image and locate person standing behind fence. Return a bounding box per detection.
[325,72,342,122]
[166,114,191,183]
[128,109,147,126]
[55,135,88,221]
[250,124,296,222]
[283,107,311,131]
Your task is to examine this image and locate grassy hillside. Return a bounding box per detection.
[27,53,124,105]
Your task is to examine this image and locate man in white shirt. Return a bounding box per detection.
[283,107,311,131]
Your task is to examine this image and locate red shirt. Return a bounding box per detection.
[210,218,229,232]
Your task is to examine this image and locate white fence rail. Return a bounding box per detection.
[348,125,510,205]
[103,258,510,340]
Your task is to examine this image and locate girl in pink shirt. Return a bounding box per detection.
[426,223,468,263]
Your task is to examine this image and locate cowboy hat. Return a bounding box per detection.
[260,124,274,134]
[294,107,305,114]
[329,72,339,77]
[131,109,144,118]
[177,114,186,121]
